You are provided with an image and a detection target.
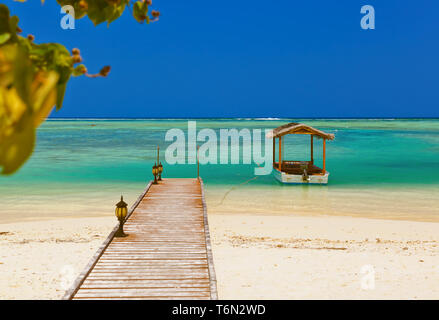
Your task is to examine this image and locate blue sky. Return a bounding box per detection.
[6,0,439,118]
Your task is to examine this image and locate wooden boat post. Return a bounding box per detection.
[272,137,275,167]
[310,135,314,164]
[279,136,282,171]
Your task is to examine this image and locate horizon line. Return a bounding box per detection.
[47,117,439,120]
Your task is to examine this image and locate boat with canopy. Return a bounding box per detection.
[267,123,335,184]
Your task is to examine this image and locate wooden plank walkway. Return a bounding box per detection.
[63,178,217,300]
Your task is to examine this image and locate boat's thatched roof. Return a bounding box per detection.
[266,122,335,140]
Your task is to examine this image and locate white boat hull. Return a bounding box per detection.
[273,169,329,185]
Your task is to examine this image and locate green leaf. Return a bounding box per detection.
[0,5,12,33]
[0,33,10,45]
[0,4,19,44]
[12,44,33,108]
[55,80,67,110]
[1,0,158,174]
[72,64,87,76]
[133,1,148,23]
[105,3,126,26]
[86,0,109,26]
[0,119,36,175]
[0,87,36,175]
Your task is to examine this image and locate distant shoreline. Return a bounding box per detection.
[47,117,439,121]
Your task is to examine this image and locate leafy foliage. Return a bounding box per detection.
[55,0,160,25]
[0,1,159,174]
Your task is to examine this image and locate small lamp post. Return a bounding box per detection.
[156,145,163,181]
[152,162,158,184]
[115,195,128,237]
[158,162,163,181]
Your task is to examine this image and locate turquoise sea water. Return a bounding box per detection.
[1,119,439,223]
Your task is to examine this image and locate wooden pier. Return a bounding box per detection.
[63,178,217,300]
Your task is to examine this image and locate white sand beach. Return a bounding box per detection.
[0,218,115,300]
[209,214,439,299]
[1,213,438,299]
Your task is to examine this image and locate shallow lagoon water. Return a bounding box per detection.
[1,119,438,223]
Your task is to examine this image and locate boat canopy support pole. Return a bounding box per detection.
[311,135,314,164]
[279,137,282,171]
[322,138,326,174]
[272,137,275,168]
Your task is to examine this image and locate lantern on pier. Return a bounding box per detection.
[152,162,159,184]
[115,196,128,237]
